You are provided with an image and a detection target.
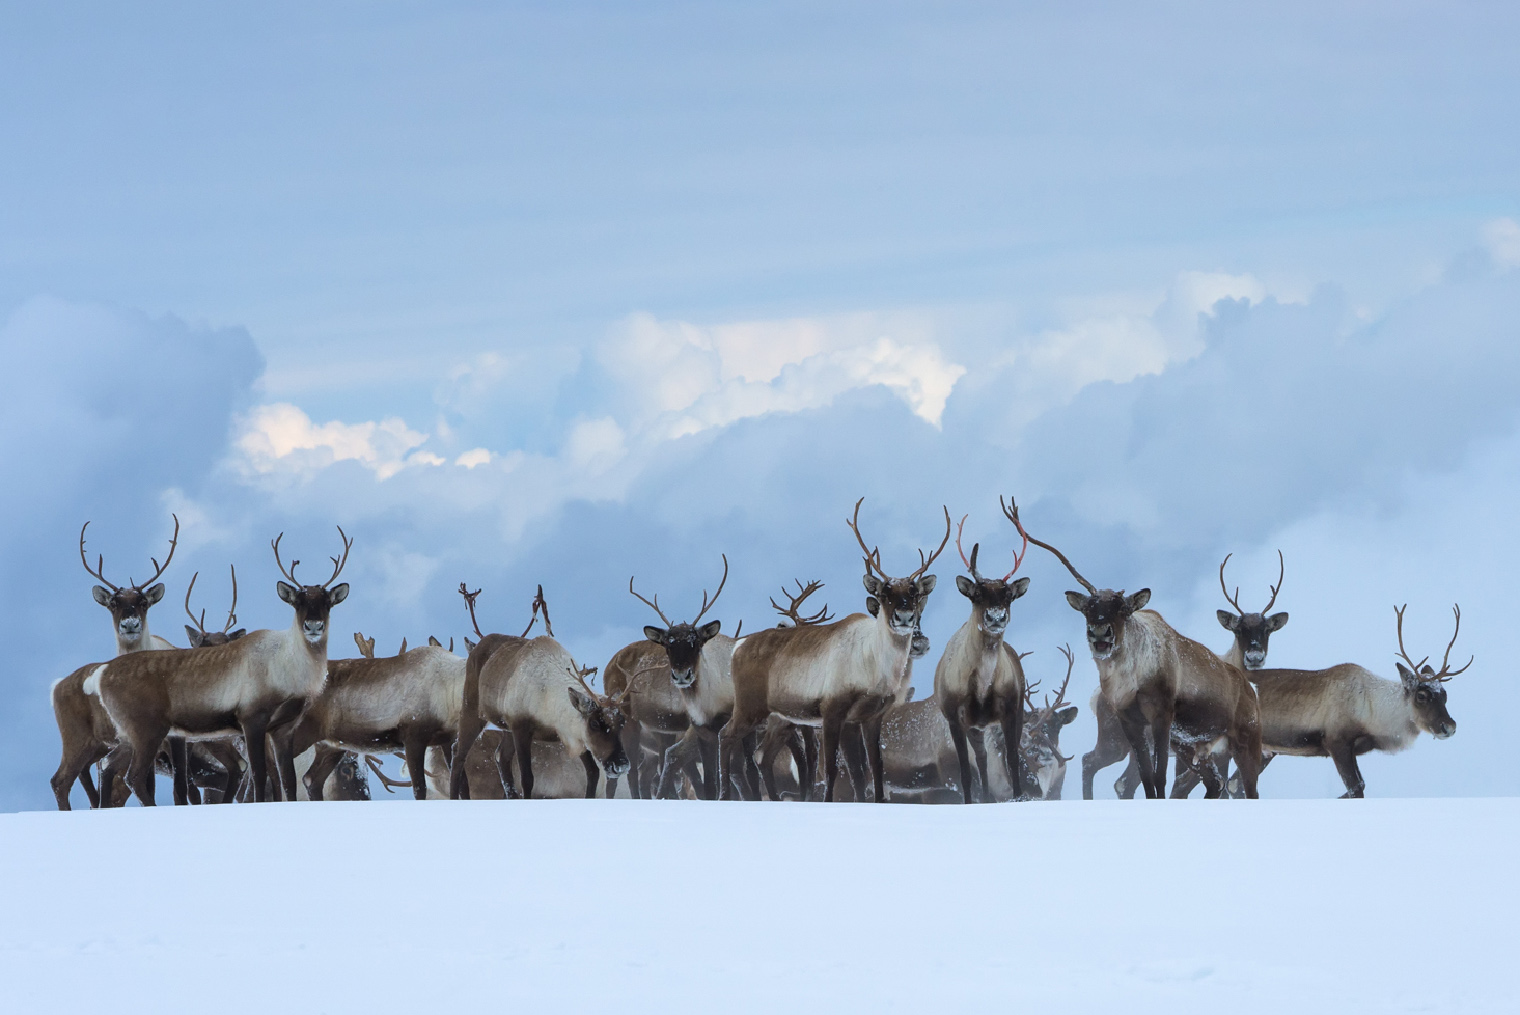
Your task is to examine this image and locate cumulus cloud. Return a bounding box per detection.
[233,403,438,480]
[600,311,966,434]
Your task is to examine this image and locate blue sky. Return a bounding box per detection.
[4,3,1518,808]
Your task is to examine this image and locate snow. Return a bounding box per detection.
[1,799,1512,1013]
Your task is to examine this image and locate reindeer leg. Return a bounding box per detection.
[241,717,272,803]
[1328,739,1365,798]
[698,729,721,801]
[802,727,819,802]
[946,713,974,804]
[716,715,754,802]
[1114,704,1158,800]
[820,707,848,803]
[739,730,763,801]
[493,731,520,799]
[618,721,643,801]
[864,715,886,804]
[402,733,430,802]
[512,725,535,800]
[304,745,343,801]
[451,708,486,801]
[52,745,102,812]
[1001,711,1026,802]
[1149,709,1173,801]
[838,723,868,803]
[967,727,991,803]
[784,726,808,801]
[579,750,599,798]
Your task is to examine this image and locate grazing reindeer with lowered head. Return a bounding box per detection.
[721,498,950,802]
[1085,552,1290,799]
[1012,501,1263,799]
[96,527,353,804]
[50,516,182,809]
[452,586,630,798]
[934,500,1031,803]
[1246,604,1467,798]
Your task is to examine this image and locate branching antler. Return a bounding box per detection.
[997,497,1029,580]
[909,506,953,582]
[1218,553,1245,614]
[1004,498,1097,595]
[1034,644,1075,728]
[628,574,672,627]
[956,514,982,581]
[459,583,484,638]
[1262,549,1285,614]
[184,572,207,637]
[692,554,729,625]
[770,579,834,626]
[80,514,180,592]
[272,525,351,588]
[271,532,300,584]
[531,584,553,638]
[364,754,411,793]
[1397,603,1472,682]
[846,497,886,579]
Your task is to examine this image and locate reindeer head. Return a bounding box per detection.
[1395,604,1469,740]
[951,500,1032,637]
[1216,551,1289,669]
[566,666,632,776]
[1021,645,1078,797]
[1005,499,1148,661]
[271,527,353,646]
[864,596,931,657]
[80,514,179,648]
[631,556,728,690]
[849,498,949,638]
[184,565,247,648]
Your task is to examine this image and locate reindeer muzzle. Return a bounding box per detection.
[302,620,326,642]
[1435,720,1456,739]
[670,668,696,689]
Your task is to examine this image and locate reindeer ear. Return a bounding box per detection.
[643,626,668,644]
[1057,705,1079,725]
[567,686,596,716]
[1396,662,1423,692]
[91,585,112,607]
[227,628,246,640]
[428,636,442,648]
[1267,611,1289,632]
[1126,589,1151,612]
[916,574,937,595]
[464,637,477,653]
[1010,576,1031,600]
[862,573,882,596]
[185,625,203,647]
[1217,610,1239,632]
[329,583,350,605]
[866,596,880,617]
[955,575,975,598]
[699,620,722,640]
[277,581,299,605]
[143,583,166,606]
[1064,591,1089,612]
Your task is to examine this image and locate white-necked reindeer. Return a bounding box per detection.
[97,528,353,804]
[49,516,180,809]
[1012,501,1263,799]
[933,500,1031,803]
[721,498,950,802]
[1246,604,1467,797]
[1084,552,1289,799]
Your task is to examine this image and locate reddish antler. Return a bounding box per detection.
[956,514,982,581]
[80,514,180,592]
[846,497,886,579]
[1004,498,1096,595]
[997,497,1029,581]
[770,579,834,626]
[459,583,484,638]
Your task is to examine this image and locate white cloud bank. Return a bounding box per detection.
[234,403,440,480]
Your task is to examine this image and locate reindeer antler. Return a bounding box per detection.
[998,497,1029,581]
[81,514,180,592]
[628,574,673,626]
[908,506,953,582]
[770,579,834,626]
[363,754,411,793]
[1398,603,1472,683]
[956,514,982,581]
[1034,644,1076,728]
[531,584,553,638]
[846,497,886,579]
[692,554,729,625]
[272,526,351,588]
[458,583,484,638]
[1262,550,1285,614]
[1218,553,1245,614]
[271,532,300,584]
[1005,498,1097,595]
[184,571,208,637]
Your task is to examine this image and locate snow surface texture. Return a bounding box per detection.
[0,799,1508,1014]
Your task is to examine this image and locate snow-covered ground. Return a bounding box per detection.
[1,799,1511,1013]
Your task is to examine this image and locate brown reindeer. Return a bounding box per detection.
[96,527,353,804]
[1245,604,1467,798]
[934,501,1031,803]
[1084,551,1289,799]
[720,498,950,802]
[1012,501,1263,799]
[50,516,183,809]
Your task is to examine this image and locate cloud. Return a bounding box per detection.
[1484,217,1520,270]
[233,403,437,481]
[600,311,967,433]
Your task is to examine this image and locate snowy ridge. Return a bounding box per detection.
[0,799,1510,1014]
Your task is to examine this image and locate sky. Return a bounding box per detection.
[3,2,1518,809]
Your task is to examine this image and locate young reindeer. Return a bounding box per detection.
[1012,501,1263,799]
[49,516,181,809]
[1085,552,1289,799]
[1246,604,1467,798]
[934,501,1031,804]
[97,527,353,804]
[452,586,630,799]
[721,498,950,802]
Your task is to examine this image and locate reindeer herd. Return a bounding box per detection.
[49,495,1470,810]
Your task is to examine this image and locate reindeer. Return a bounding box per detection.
[617,556,752,800]
[50,516,182,809]
[283,629,466,801]
[933,502,1031,803]
[1012,501,1263,799]
[451,586,629,798]
[721,498,950,802]
[1083,552,1288,800]
[1245,604,1467,798]
[754,581,834,801]
[1012,646,1078,800]
[96,527,353,804]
